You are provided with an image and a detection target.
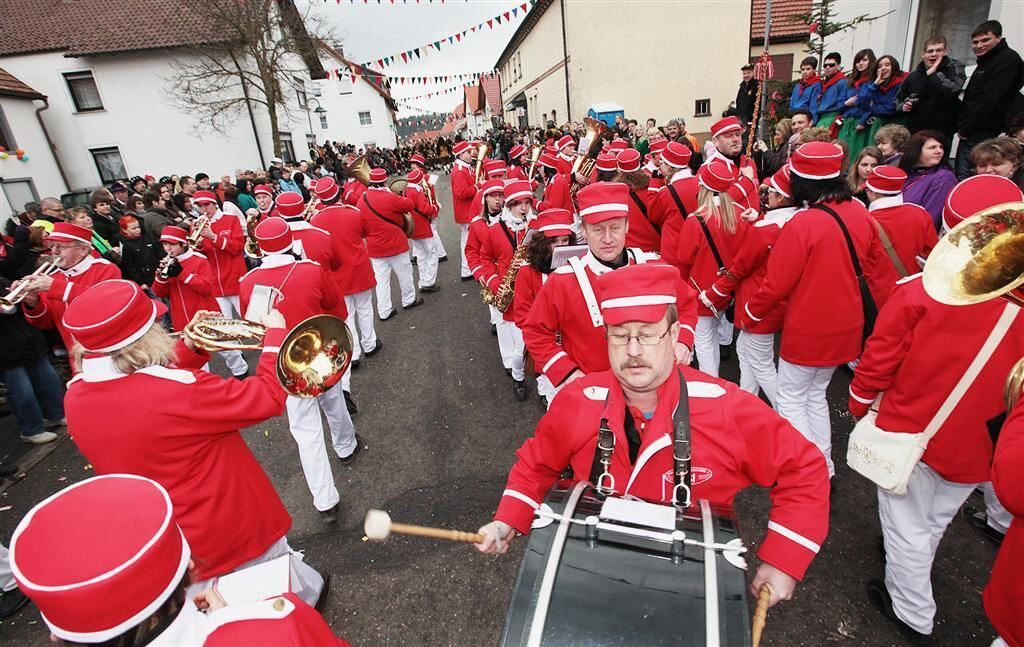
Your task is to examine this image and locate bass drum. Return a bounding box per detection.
[501,481,751,647]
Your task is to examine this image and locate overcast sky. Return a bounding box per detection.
[307,0,525,117]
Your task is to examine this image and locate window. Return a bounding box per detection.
[306,133,316,149]
[279,132,296,163]
[338,75,353,95]
[63,71,103,112]
[319,113,329,129]
[294,76,308,109]
[358,111,372,126]
[694,99,711,117]
[0,106,14,150]
[89,147,127,183]
[912,0,991,66]
[312,84,322,97]
[2,179,39,218]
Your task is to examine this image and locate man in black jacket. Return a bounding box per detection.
[956,20,1024,179]
[733,64,759,128]
[897,35,966,143]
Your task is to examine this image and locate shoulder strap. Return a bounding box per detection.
[695,214,726,272]
[671,368,692,508]
[871,218,909,278]
[667,184,689,221]
[813,204,863,278]
[628,189,648,216]
[627,248,648,265]
[362,193,404,232]
[498,221,517,249]
[568,255,603,327]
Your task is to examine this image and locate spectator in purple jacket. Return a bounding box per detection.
[898,130,958,230]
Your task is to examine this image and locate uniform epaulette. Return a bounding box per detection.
[896,272,923,285]
[554,264,575,275]
[688,382,726,398]
[583,386,609,400]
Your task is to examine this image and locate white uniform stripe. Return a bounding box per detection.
[502,489,540,510]
[541,351,567,374]
[767,520,821,553]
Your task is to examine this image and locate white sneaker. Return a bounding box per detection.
[21,431,58,444]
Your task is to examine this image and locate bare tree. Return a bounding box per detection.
[165,0,329,162]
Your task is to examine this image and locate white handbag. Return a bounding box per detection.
[847,303,1019,496]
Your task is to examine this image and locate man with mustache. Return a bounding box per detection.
[476,263,830,609]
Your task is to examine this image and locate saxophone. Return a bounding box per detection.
[491,242,528,313]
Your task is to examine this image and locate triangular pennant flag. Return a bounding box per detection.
[401,52,408,63]
[414,48,421,59]
[520,2,527,10]
[495,15,502,24]
[456,33,462,41]
[487,19,493,28]
[377,59,384,68]
[434,40,441,50]
[448,36,454,44]
[504,11,510,20]
[512,7,518,16]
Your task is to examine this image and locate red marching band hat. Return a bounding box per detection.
[508,144,526,160]
[409,153,426,166]
[47,222,93,245]
[452,141,472,156]
[255,216,294,254]
[9,474,190,643]
[254,184,274,197]
[368,168,388,184]
[698,158,738,193]
[531,208,574,237]
[616,149,642,173]
[595,153,618,173]
[577,181,630,224]
[556,134,575,151]
[503,180,533,203]
[710,116,743,138]
[313,177,340,201]
[608,140,628,152]
[63,279,167,353]
[661,142,692,169]
[538,152,559,170]
[790,141,844,180]
[596,263,679,326]
[479,179,504,197]
[649,140,668,156]
[407,168,425,184]
[942,175,1024,231]
[159,225,189,245]
[767,164,793,199]
[275,191,305,217]
[865,166,907,195]
[484,159,507,177]
[192,189,218,205]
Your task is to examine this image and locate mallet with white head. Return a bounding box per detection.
[364,509,486,544]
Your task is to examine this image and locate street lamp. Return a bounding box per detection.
[304,97,327,138]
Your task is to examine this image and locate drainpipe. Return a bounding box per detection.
[34,98,71,192]
[559,0,571,120]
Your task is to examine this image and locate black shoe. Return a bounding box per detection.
[379,310,395,321]
[866,579,932,645]
[339,434,363,465]
[461,275,475,282]
[410,257,417,265]
[491,324,497,336]
[351,359,361,370]
[233,370,251,380]
[513,380,528,401]
[962,505,1004,545]
[365,340,383,356]
[0,587,30,620]
[505,368,513,377]
[719,344,733,362]
[540,395,548,408]
[439,255,449,262]
[403,297,425,310]
[0,462,19,478]
[315,573,333,613]
[344,390,358,416]
[319,503,339,524]
[420,284,440,293]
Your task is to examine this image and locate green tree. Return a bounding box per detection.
[796,0,892,72]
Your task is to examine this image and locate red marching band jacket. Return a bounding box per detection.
[465,204,496,282]
[848,275,1024,483]
[478,218,528,322]
[654,174,701,270]
[705,207,799,334]
[622,187,661,253]
[672,209,750,317]
[522,250,698,386]
[309,205,377,296]
[987,399,1024,647]
[494,367,830,580]
[152,249,220,332]
[359,188,415,258]
[197,209,246,298]
[511,264,548,329]
[450,160,478,225]
[239,255,342,329]
[538,173,573,214]
[342,178,366,207]
[868,196,938,278]
[23,255,121,357]
[404,182,439,239]
[66,335,292,581]
[744,200,896,367]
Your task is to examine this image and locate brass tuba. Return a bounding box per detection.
[243,209,262,257]
[387,179,417,237]
[922,201,1024,409]
[525,144,543,182]
[474,142,491,184]
[569,117,609,201]
[180,314,352,398]
[346,154,371,187]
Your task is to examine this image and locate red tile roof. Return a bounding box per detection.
[319,42,396,111]
[751,0,812,43]
[464,84,483,115]
[480,74,502,115]
[0,68,44,99]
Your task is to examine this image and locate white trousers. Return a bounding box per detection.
[878,463,975,634]
[215,295,250,376]
[491,306,512,369]
[694,315,723,377]
[981,481,1012,534]
[776,359,837,475]
[496,319,526,380]
[284,384,357,512]
[459,223,471,277]
[431,220,447,258]
[718,316,734,346]
[736,331,778,406]
[411,238,439,288]
[187,536,323,607]
[371,253,417,316]
[0,544,14,592]
[344,289,377,361]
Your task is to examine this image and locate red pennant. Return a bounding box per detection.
[486,19,493,28]
[504,11,510,20]
[401,52,408,63]
[456,33,462,41]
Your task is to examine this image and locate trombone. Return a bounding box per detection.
[179,313,353,398]
[0,260,61,314]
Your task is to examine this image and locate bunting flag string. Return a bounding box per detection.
[339,0,535,68]
[389,81,468,102]
[329,66,499,91]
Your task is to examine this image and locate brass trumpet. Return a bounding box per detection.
[157,255,179,280]
[525,144,542,182]
[188,215,210,249]
[0,260,61,314]
[181,313,352,398]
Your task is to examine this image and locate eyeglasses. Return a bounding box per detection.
[606,326,672,347]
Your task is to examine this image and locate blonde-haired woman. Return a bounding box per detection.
[673,158,754,376]
[847,146,884,203]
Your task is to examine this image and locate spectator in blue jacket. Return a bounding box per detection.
[816,52,849,128]
[857,55,908,141]
[790,57,822,122]
[837,49,877,160]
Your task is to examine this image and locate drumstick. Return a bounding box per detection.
[751,583,773,647]
[364,509,486,544]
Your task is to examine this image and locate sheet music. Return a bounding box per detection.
[244,285,282,322]
[550,244,589,269]
[214,554,290,605]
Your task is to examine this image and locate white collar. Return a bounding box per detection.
[74,356,198,384]
[670,168,694,183]
[581,250,626,276]
[207,209,224,223]
[62,254,99,277]
[405,183,423,193]
[558,152,574,160]
[499,209,529,232]
[259,253,297,268]
[150,600,208,646]
[176,248,196,262]
[454,159,472,169]
[755,206,799,228]
[869,194,904,212]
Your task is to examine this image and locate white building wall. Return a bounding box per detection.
[312,67,397,149]
[1,49,314,190]
[500,0,569,128]
[0,97,67,221]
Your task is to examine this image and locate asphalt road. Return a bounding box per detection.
[0,175,1002,646]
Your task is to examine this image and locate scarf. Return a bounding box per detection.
[822,71,845,91]
[499,208,529,232]
[798,74,821,90]
[878,71,908,93]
